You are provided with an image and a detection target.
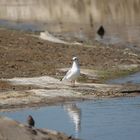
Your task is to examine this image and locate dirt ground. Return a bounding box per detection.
[0,27,140,79]
[0,27,140,101]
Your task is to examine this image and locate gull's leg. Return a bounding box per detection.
[72,80,76,87]
[73,80,76,87]
[71,80,75,87]
[70,81,73,86]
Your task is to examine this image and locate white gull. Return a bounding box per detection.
[60,57,80,86]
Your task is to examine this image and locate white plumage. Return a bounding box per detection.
[61,57,80,86]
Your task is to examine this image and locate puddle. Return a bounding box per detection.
[95,34,123,45]
[0,19,42,32]
[0,97,140,140]
[107,72,140,84]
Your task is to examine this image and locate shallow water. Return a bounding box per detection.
[0,97,140,140]
[107,72,140,84]
[0,0,140,46]
[0,19,42,32]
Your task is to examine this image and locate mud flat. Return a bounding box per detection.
[0,27,140,140]
[0,75,140,112]
[0,27,140,76]
[0,27,140,110]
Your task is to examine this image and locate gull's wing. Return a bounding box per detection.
[61,68,72,81]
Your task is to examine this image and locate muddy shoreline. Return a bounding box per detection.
[0,27,140,112]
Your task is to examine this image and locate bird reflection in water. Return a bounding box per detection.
[64,104,81,137]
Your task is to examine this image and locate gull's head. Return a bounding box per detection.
[72,57,78,61]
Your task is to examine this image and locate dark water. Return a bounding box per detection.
[107,72,140,84]
[0,19,42,32]
[0,97,140,140]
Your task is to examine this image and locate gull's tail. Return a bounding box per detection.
[60,76,67,81]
